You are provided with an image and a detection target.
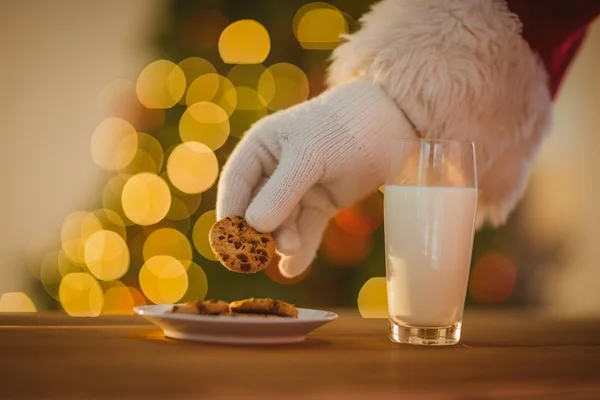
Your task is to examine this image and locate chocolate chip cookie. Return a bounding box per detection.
[167,299,230,315]
[229,297,299,318]
[209,216,276,273]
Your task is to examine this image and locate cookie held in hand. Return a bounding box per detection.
[229,298,299,318]
[209,216,276,273]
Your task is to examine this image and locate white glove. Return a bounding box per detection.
[217,79,416,277]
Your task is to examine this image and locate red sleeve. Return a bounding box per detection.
[506,0,600,99]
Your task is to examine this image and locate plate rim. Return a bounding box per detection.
[133,304,338,324]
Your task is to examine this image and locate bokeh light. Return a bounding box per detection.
[143,228,192,268]
[121,173,172,226]
[186,73,237,115]
[469,252,518,305]
[321,221,374,266]
[192,210,217,261]
[166,193,202,221]
[294,3,348,50]
[139,255,189,304]
[0,292,37,313]
[226,64,267,89]
[60,211,102,265]
[263,254,311,285]
[91,208,127,240]
[357,277,388,318]
[179,262,209,303]
[40,251,62,300]
[166,142,219,194]
[335,193,383,236]
[177,57,217,105]
[57,248,83,277]
[258,63,310,111]
[219,20,270,64]
[102,175,135,226]
[119,132,165,175]
[102,281,135,315]
[59,272,104,317]
[179,102,230,150]
[84,230,130,281]
[90,117,138,171]
[129,287,147,307]
[136,59,186,109]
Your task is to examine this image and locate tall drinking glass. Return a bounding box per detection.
[384,139,477,346]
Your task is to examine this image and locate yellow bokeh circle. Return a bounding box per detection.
[192,210,217,261]
[120,132,164,175]
[177,57,216,105]
[102,281,135,315]
[179,102,230,150]
[137,60,186,109]
[102,174,135,226]
[91,117,138,171]
[57,248,83,277]
[186,73,237,116]
[59,272,104,317]
[143,228,192,268]
[166,142,219,194]
[0,292,37,313]
[294,3,348,50]
[91,208,127,241]
[226,64,267,89]
[84,230,130,281]
[258,63,310,111]
[121,173,172,226]
[179,262,209,303]
[139,255,189,304]
[219,20,270,64]
[61,211,102,264]
[357,277,388,319]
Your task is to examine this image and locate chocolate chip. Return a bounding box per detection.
[171,305,180,312]
[240,263,251,272]
[259,256,267,263]
[250,248,256,254]
[228,234,233,239]
[236,254,248,262]
[218,235,225,240]
[256,249,267,256]
[261,237,269,243]
[234,242,242,249]
[238,222,244,229]
[248,240,258,245]
[222,254,229,261]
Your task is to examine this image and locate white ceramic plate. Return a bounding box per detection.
[134,304,338,345]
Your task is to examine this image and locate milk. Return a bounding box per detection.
[384,185,477,327]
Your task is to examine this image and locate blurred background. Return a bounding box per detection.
[0,0,598,318]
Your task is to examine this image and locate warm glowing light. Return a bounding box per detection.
[320,221,373,266]
[357,277,388,318]
[166,142,219,194]
[91,117,138,171]
[143,228,192,268]
[219,20,270,64]
[102,174,135,226]
[84,230,130,281]
[92,208,127,240]
[0,292,37,313]
[295,4,348,50]
[259,63,310,111]
[177,57,217,105]
[120,132,164,175]
[61,211,102,264]
[59,273,104,317]
[136,59,186,109]
[192,210,217,261]
[41,251,62,299]
[179,262,209,303]
[102,282,135,315]
[121,173,172,226]
[264,254,311,285]
[139,256,189,304]
[226,64,267,89]
[186,73,237,116]
[469,252,517,305]
[129,287,147,307]
[57,249,83,277]
[166,192,202,221]
[235,87,266,111]
[179,102,230,150]
[335,193,384,236]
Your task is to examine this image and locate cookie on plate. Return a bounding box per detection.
[209,216,276,273]
[229,298,299,318]
[167,299,230,315]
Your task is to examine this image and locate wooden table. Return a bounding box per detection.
[1,310,600,399]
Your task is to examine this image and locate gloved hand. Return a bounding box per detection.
[217,79,416,277]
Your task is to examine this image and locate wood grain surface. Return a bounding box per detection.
[1,310,600,399]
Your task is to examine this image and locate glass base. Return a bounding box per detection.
[389,321,461,346]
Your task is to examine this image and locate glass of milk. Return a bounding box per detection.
[384,138,477,345]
